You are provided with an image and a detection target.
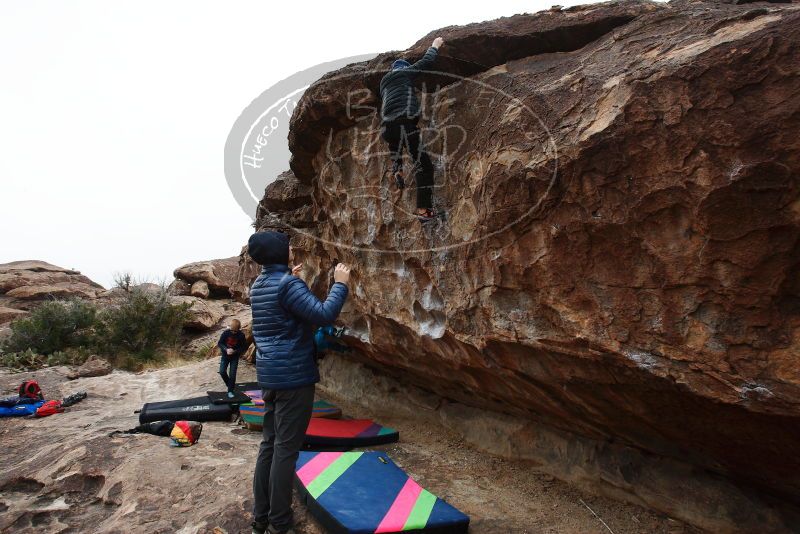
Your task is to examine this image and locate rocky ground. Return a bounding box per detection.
[0,358,696,534]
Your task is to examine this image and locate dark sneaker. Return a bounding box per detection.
[251,521,268,534]
[268,526,296,534]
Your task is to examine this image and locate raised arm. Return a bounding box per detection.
[281,264,351,325]
[409,37,443,73]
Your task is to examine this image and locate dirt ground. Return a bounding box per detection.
[0,359,698,533]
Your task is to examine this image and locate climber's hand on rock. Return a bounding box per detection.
[292,264,303,276]
[432,37,443,49]
[334,263,351,285]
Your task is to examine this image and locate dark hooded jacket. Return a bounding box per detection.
[379,46,438,124]
[247,232,348,389]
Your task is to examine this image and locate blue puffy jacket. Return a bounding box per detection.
[250,264,349,389]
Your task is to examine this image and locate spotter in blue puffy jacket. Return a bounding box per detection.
[248,231,349,390]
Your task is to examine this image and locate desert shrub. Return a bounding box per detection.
[96,284,190,361]
[0,274,193,372]
[112,271,135,292]
[0,348,42,371]
[47,347,92,367]
[2,300,97,356]
[0,347,91,371]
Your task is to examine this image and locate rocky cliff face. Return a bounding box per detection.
[0,261,106,332]
[246,0,800,527]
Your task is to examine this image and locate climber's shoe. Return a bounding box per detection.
[392,161,405,189]
[417,208,439,224]
[268,525,296,534]
[227,391,235,399]
[251,521,268,534]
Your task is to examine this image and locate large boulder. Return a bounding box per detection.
[172,257,239,298]
[166,278,191,296]
[190,280,210,299]
[259,0,800,528]
[169,296,226,331]
[0,307,27,324]
[66,355,112,379]
[0,261,105,322]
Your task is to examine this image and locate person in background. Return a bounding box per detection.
[314,325,350,361]
[247,231,351,534]
[217,319,247,398]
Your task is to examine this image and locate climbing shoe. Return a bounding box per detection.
[392,161,405,189]
[227,391,235,399]
[251,521,268,534]
[417,208,439,223]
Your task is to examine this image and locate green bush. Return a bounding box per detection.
[2,300,97,355]
[1,280,191,370]
[96,284,190,361]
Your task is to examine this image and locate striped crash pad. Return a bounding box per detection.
[240,400,343,429]
[304,418,399,448]
[295,451,469,534]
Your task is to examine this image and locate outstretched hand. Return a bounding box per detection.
[334,263,351,285]
[432,37,444,49]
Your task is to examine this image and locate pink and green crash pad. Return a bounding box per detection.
[294,451,469,533]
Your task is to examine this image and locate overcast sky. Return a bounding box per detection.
[1,0,595,289]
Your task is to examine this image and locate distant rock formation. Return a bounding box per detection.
[171,257,239,299]
[244,0,800,529]
[168,258,253,355]
[0,261,105,325]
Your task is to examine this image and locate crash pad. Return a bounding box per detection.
[240,400,343,430]
[138,396,232,424]
[304,418,398,448]
[207,390,251,405]
[295,451,469,534]
[235,381,259,392]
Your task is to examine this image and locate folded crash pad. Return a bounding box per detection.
[295,451,469,534]
[138,396,232,424]
[207,390,251,405]
[304,418,398,448]
[240,400,343,430]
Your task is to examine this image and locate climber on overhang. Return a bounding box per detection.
[379,36,444,223]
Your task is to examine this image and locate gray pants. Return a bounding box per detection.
[252,384,315,530]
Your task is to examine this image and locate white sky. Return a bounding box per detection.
[0,0,593,289]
